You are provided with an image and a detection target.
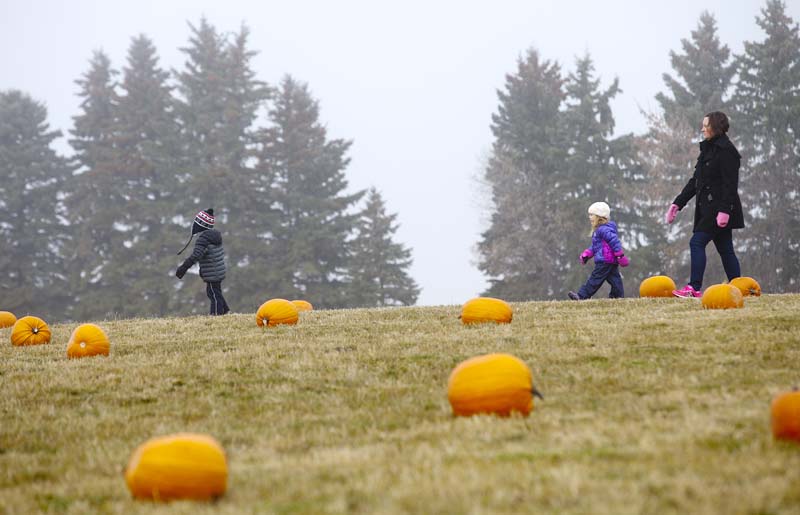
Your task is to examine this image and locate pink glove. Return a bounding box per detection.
[665,204,679,224]
[716,212,729,228]
[617,255,630,267]
[580,249,594,264]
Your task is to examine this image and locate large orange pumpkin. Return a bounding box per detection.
[639,275,677,298]
[10,316,51,346]
[771,388,800,443]
[447,353,542,417]
[460,297,512,324]
[291,300,313,312]
[701,284,744,309]
[729,276,761,297]
[67,323,110,359]
[256,299,299,327]
[0,311,17,328]
[125,433,228,501]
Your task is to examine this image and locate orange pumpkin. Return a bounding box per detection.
[10,316,51,346]
[256,299,299,327]
[447,353,542,417]
[771,388,800,443]
[639,275,677,298]
[291,300,314,312]
[460,297,512,324]
[125,433,228,501]
[729,276,761,297]
[701,283,744,310]
[0,311,17,328]
[67,323,110,359]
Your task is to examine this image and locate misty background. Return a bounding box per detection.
[1,0,798,321]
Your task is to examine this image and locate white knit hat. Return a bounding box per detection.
[588,202,610,219]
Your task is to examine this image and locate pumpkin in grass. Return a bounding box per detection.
[256,298,299,327]
[701,283,744,310]
[10,316,51,346]
[67,323,110,359]
[447,353,542,417]
[460,297,512,324]
[639,275,677,298]
[771,388,800,443]
[729,276,761,297]
[0,311,17,328]
[125,433,228,501]
[291,300,313,312]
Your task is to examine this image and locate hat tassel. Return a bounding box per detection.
[177,233,194,255]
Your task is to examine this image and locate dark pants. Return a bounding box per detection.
[206,281,230,316]
[689,230,741,290]
[578,262,625,299]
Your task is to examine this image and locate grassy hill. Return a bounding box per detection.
[2,295,800,514]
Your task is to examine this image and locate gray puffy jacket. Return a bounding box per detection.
[183,229,226,282]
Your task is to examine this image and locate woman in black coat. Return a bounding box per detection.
[666,111,743,298]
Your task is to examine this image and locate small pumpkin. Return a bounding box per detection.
[256,299,299,327]
[125,433,228,501]
[701,283,744,310]
[67,323,110,359]
[291,300,314,312]
[0,311,17,328]
[10,316,51,346]
[460,297,512,324]
[729,276,761,297]
[639,275,677,298]
[447,353,542,417]
[771,388,800,443]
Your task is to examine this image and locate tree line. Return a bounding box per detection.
[479,0,800,299]
[0,19,419,322]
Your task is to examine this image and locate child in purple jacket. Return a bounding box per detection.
[568,202,630,300]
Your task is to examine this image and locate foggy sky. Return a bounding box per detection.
[1,0,795,305]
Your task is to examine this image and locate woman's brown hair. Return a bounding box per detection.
[705,111,730,135]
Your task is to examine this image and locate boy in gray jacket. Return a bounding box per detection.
[176,208,230,315]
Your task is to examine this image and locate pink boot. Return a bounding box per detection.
[673,285,702,298]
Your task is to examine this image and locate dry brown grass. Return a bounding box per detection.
[2,295,800,514]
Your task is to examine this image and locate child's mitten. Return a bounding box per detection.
[579,249,594,264]
[175,263,189,279]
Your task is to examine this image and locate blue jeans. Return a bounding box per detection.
[689,230,741,290]
[578,262,625,299]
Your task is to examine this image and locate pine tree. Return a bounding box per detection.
[174,19,270,313]
[65,50,129,320]
[347,188,419,306]
[0,90,74,320]
[252,76,364,308]
[478,49,567,300]
[639,11,736,283]
[732,0,800,291]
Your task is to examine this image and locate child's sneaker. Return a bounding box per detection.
[672,285,702,298]
[568,291,581,301]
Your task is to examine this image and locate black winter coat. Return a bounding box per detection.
[673,133,744,233]
[181,229,226,282]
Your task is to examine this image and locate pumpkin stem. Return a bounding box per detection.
[32,327,39,334]
[532,387,544,400]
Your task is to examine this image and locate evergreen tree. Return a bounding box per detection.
[478,49,566,300]
[639,12,736,283]
[0,90,73,319]
[347,188,419,306]
[111,35,184,317]
[252,76,364,308]
[174,19,270,313]
[732,0,800,291]
[65,50,129,320]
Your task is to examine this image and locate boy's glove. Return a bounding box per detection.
[175,263,190,279]
[579,249,594,264]
[665,204,679,224]
[716,212,729,228]
[617,255,630,267]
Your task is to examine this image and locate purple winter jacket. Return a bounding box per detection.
[587,221,624,264]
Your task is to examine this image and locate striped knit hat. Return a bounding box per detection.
[177,208,214,255]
